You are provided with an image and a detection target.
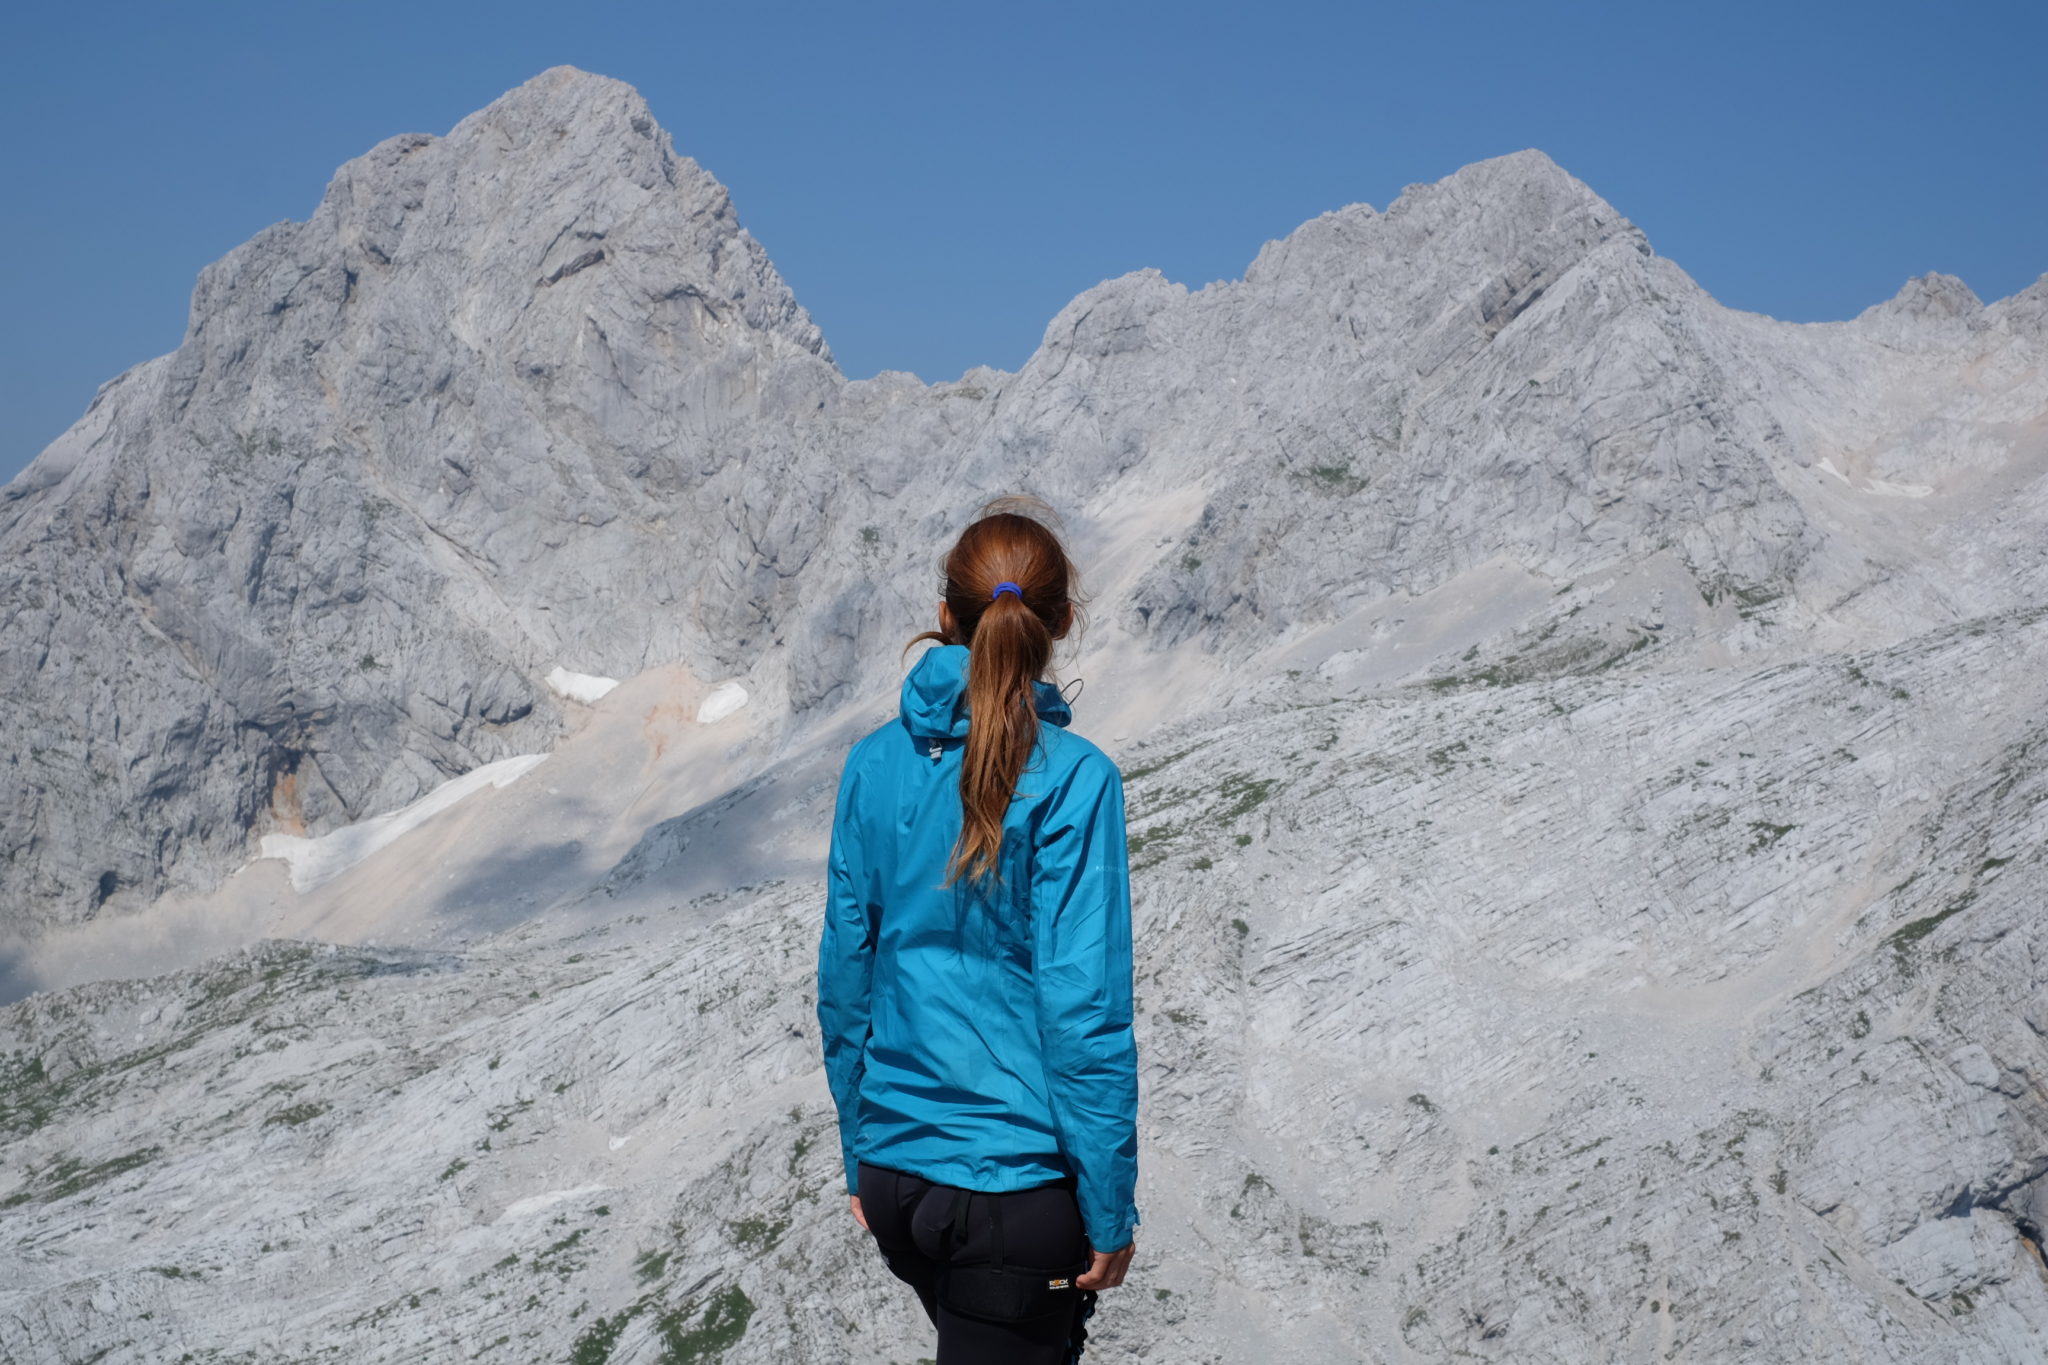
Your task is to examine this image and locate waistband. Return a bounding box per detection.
[857,1159,1079,1196]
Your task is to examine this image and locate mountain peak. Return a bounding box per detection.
[1987,271,2048,333]
[1410,148,1635,235]
[1858,270,1984,324]
[314,62,711,233]
[1445,147,1582,190]
[170,63,831,410]
[444,64,666,155]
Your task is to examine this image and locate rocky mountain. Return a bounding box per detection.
[3,64,2047,1363]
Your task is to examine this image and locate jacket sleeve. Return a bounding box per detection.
[816,747,877,1195]
[1030,754,1141,1253]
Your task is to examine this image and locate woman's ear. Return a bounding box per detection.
[1056,601,1074,640]
[939,600,957,641]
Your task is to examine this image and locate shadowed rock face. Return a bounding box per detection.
[3,64,2048,1365]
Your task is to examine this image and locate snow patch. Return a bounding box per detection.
[1816,457,1852,485]
[546,666,619,704]
[256,754,550,892]
[696,681,749,724]
[497,1184,611,1223]
[608,1134,631,1151]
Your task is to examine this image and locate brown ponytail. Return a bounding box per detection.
[903,493,1086,893]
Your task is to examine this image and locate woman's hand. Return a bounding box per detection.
[1075,1239,1134,1290]
[850,1194,869,1231]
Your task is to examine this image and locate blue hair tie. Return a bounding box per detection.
[991,581,1023,601]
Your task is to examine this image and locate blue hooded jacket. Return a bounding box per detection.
[816,642,1140,1252]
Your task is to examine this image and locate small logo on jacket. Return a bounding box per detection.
[1047,1276,1073,1290]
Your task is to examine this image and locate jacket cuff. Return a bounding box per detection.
[1087,1205,1139,1253]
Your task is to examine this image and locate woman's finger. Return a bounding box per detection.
[1077,1242,1136,1290]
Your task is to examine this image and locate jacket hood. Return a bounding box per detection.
[900,643,1073,740]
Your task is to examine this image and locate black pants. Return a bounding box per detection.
[857,1160,1099,1364]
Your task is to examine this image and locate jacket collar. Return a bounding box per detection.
[900,643,1073,740]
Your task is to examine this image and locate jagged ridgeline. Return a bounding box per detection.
[3,64,2048,1363]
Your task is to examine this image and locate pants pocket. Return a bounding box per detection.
[939,1261,1091,1324]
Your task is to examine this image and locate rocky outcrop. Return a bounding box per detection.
[7,610,2048,1361]
[0,68,841,930]
[7,70,2043,942]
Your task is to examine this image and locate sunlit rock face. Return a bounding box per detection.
[4,64,2047,1365]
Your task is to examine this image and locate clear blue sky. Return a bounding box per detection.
[4,0,2042,484]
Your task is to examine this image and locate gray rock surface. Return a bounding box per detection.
[0,66,840,934]
[3,63,2047,1363]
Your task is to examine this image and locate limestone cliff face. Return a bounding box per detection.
[4,65,2048,1365]
[0,68,840,928]
[6,68,2042,939]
